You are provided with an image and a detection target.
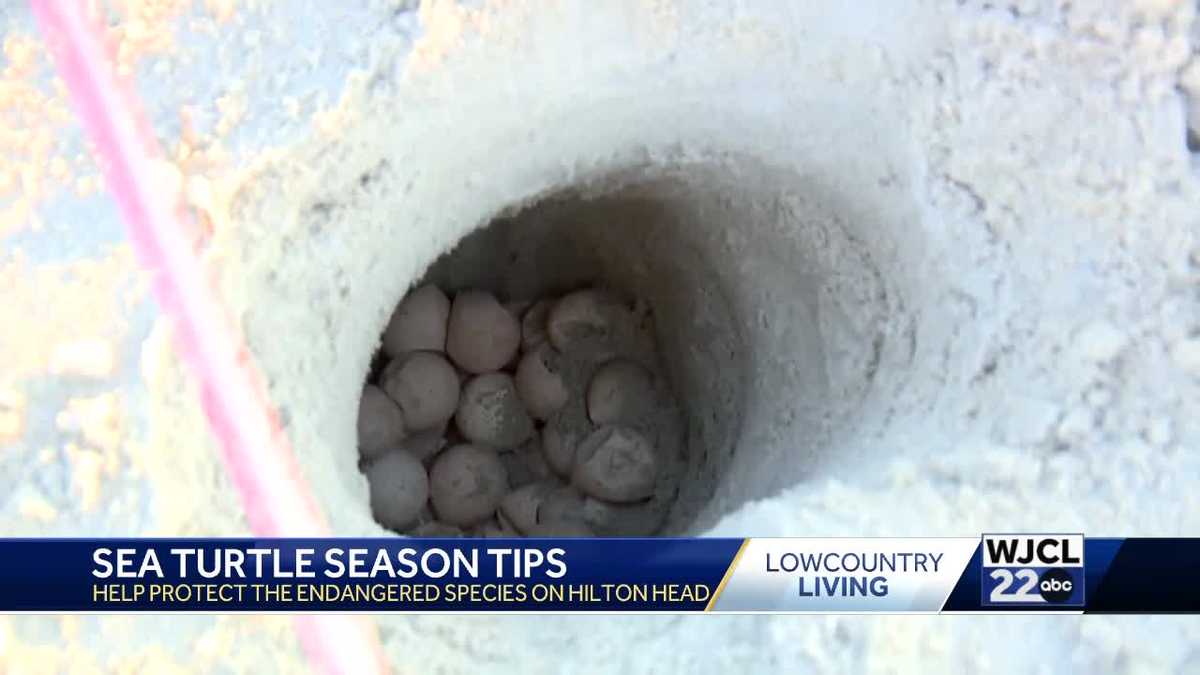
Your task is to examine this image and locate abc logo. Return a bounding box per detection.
[1039,568,1073,603]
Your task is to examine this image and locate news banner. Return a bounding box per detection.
[1,535,1196,613]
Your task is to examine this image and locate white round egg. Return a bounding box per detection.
[380,351,460,430]
[586,358,656,425]
[366,451,429,531]
[546,288,626,356]
[515,346,569,420]
[382,284,450,357]
[446,290,521,374]
[428,444,509,526]
[455,373,534,448]
[499,481,556,534]
[357,384,407,460]
[496,509,520,535]
[572,426,658,503]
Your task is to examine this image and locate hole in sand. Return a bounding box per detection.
[352,156,893,536]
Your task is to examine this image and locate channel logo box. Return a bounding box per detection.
[980,534,1085,607]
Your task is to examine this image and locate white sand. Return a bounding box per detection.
[2,0,1199,671]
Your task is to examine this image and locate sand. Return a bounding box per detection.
[1,0,1198,672]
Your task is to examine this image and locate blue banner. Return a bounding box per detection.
[0,536,1196,613]
[0,538,743,612]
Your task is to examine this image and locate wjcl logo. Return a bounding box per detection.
[981,534,1085,607]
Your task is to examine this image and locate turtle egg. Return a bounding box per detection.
[546,288,625,356]
[496,509,520,535]
[357,384,407,460]
[456,373,534,448]
[515,346,568,420]
[428,444,509,526]
[572,426,658,503]
[499,481,555,534]
[382,284,451,357]
[366,451,429,531]
[446,290,521,374]
[586,358,656,425]
[380,351,460,430]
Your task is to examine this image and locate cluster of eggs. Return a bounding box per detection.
[358,283,676,537]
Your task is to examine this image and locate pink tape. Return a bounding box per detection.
[29,2,387,672]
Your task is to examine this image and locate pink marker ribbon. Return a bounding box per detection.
[29,2,388,672]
